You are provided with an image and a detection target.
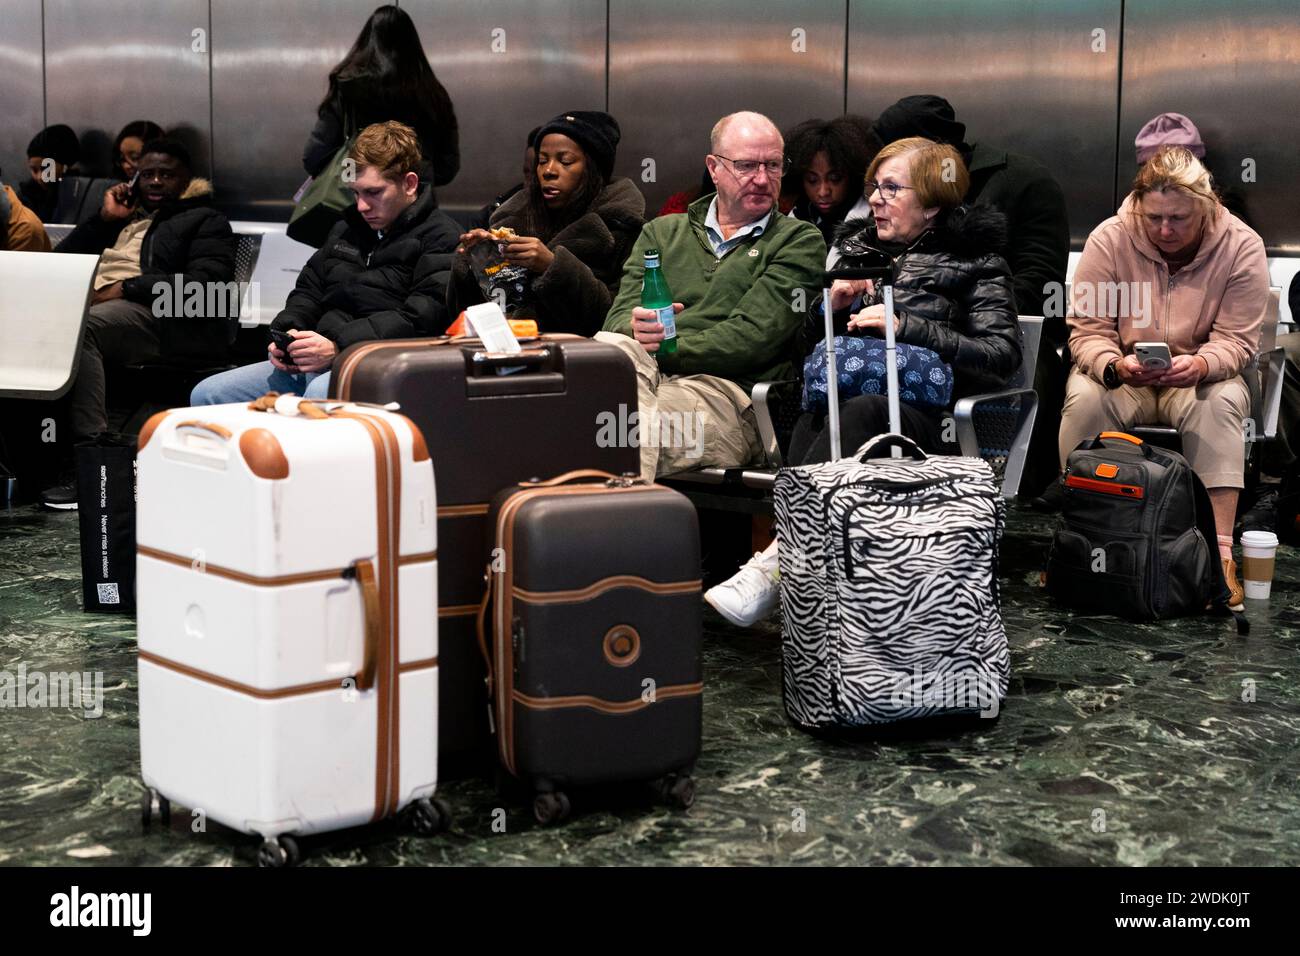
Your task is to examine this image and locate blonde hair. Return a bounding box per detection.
[1130,146,1220,224]
[349,120,422,183]
[865,136,968,209]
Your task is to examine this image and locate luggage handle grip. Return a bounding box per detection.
[856,433,927,462]
[519,469,629,488]
[824,266,892,284]
[174,420,233,441]
[476,562,496,705]
[469,347,554,371]
[348,559,380,692]
[1098,431,1143,445]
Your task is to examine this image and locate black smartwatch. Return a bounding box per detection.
[1103,359,1121,390]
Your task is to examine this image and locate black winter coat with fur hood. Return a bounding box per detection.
[815,203,1022,398]
[448,177,646,337]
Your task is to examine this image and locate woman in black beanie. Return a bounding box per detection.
[449,110,646,337]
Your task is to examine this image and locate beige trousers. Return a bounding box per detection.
[595,331,764,481]
[1058,367,1251,488]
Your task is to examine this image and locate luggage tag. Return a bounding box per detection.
[464,302,525,376]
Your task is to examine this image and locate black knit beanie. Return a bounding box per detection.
[533,111,620,181]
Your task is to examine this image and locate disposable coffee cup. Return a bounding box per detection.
[1240,530,1279,600]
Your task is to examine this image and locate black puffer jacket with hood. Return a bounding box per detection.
[815,203,1022,398]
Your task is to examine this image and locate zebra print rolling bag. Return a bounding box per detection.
[774,433,1010,729]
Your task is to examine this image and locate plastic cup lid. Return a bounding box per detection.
[1240,530,1279,548]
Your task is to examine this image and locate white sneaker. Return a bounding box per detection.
[704,552,781,627]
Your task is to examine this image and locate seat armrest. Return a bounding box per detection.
[751,378,799,468]
[952,386,1039,498]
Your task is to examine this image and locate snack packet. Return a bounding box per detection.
[468,226,535,316]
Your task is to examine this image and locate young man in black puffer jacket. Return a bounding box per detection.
[41,139,236,509]
[191,121,460,405]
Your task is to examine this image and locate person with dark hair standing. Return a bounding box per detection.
[110,120,165,181]
[449,111,645,337]
[43,139,236,509]
[18,124,110,225]
[781,115,878,247]
[870,94,1070,506]
[303,4,459,188]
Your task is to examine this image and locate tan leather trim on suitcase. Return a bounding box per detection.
[137,410,169,452]
[399,656,438,673]
[138,545,351,586]
[492,481,671,776]
[239,428,290,480]
[399,550,437,566]
[334,410,405,823]
[514,576,702,605]
[437,503,489,518]
[333,338,445,398]
[438,603,480,618]
[511,682,703,714]
[139,650,353,699]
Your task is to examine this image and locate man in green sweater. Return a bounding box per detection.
[598,111,826,480]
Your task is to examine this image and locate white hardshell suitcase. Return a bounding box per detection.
[135,395,443,865]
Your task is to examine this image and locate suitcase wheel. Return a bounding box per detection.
[405,796,452,837]
[532,790,571,827]
[654,774,696,811]
[257,834,300,868]
[140,788,170,829]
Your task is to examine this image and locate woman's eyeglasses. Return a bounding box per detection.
[866,181,914,201]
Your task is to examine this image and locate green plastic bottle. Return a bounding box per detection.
[641,248,677,355]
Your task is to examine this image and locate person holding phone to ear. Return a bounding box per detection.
[1054,146,1270,606]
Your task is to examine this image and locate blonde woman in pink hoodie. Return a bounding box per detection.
[1060,146,1269,606]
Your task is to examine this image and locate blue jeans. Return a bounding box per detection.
[190,361,332,405]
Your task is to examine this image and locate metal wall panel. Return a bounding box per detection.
[403,0,607,215]
[848,0,1122,248]
[211,0,375,217]
[609,0,847,214]
[0,0,44,193]
[1120,0,1300,252]
[43,0,212,179]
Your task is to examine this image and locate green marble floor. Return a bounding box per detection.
[1,502,1297,867]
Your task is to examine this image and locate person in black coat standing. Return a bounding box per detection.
[192,122,460,405]
[303,5,458,190]
[870,94,1070,504]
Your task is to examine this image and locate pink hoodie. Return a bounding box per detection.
[1068,193,1268,383]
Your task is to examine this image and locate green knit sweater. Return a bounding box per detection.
[602,196,826,391]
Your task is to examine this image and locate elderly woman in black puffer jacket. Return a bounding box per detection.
[704,136,1023,627]
[789,135,1022,464]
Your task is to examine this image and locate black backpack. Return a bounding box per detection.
[1045,432,1247,633]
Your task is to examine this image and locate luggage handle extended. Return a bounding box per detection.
[856,433,927,462]
[344,559,381,692]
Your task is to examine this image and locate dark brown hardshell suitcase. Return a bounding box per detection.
[481,471,703,824]
[331,336,639,775]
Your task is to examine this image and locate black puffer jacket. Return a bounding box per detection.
[816,204,1022,398]
[57,178,236,307]
[272,183,460,349]
[448,177,646,337]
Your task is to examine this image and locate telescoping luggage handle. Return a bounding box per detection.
[822,262,899,461]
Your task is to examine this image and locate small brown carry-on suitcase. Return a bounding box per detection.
[480,470,703,825]
[331,336,639,774]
